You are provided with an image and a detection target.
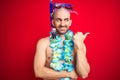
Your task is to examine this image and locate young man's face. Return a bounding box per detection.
[52,8,72,34]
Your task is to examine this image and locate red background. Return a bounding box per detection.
[0,0,120,80]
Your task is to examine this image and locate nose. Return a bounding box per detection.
[60,21,65,26]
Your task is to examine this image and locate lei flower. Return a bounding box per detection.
[50,30,74,80]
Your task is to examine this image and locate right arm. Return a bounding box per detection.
[33,38,77,79]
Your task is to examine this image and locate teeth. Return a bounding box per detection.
[61,27,65,29]
[61,28,65,29]
[59,27,66,31]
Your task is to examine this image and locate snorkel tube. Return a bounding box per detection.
[50,0,53,27]
[50,0,57,39]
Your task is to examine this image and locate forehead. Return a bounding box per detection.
[53,8,70,19]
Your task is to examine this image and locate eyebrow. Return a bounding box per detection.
[64,18,69,20]
[55,18,70,21]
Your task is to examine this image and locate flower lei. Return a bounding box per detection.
[50,30,74,80]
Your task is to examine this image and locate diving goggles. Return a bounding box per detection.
[53,3,72,10]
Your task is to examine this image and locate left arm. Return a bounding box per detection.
[73,32,90,79]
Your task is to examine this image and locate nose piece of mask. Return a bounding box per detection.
[51,28,57,39]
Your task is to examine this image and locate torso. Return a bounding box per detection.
[43,37,75,80]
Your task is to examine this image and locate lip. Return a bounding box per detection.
[59,27,66,31]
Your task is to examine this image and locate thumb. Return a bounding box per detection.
[84,32,90,39]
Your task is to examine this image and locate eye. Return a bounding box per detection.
[56,18,61,22]
[64,19,69,22]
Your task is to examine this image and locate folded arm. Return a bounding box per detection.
[34,38,78,79]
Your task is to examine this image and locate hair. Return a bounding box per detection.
[51,8,70,19]
[51,12,55,19]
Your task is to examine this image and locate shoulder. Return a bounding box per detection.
[37,37,50,43]
[36,37,50,48]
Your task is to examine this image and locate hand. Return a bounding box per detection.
[73,32,90,50]
[69,70,78,80]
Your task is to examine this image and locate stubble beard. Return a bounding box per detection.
[56,25,69,35]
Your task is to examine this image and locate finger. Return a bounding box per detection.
[73,39,78,43]
[73,35,76,39]
[73,39,77,44]
[74,33,78,38]
[78,32,83,35]
[84,32,90,39]
[75,32,79,36]
[75,32,79,35]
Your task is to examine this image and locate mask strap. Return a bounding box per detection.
[70,10,78,15]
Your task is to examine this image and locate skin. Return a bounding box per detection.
[34,8,90,80]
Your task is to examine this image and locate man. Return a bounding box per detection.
[34,4,90,80]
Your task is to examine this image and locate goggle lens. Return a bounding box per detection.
[53,3,72,10]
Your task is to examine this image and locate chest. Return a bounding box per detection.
[46,46,52,61]
[45,44,75,67]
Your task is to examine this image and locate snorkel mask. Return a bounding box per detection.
[53,3,72,10]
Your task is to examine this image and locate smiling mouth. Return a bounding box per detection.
[59,26,67,30]
[60,27,66,30]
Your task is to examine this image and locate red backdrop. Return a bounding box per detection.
[0,0,120,80]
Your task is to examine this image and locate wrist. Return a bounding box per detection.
[77,48,84,54]
[75,42,84,49]
[62,71,70,78]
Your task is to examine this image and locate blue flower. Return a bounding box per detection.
[64,40,74,47]
[50,42,62,48]
[64,30,74,40]
[50,35,62,43]
[51,58,59,62]
[60,78,71,80]
[64,54,72,62]
[50,61,64,71]
[63,46,73,54]
[67,63,74,72]
[52,49,62,59]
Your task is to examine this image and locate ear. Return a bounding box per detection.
[69,20,72,26]
[51,20,54,27]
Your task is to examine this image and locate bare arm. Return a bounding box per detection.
[73,32,90,79]
[34,38,77,79]
[75,43,90,79]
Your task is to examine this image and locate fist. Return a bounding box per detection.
[73,32,90,49]
[69,70,78,80]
